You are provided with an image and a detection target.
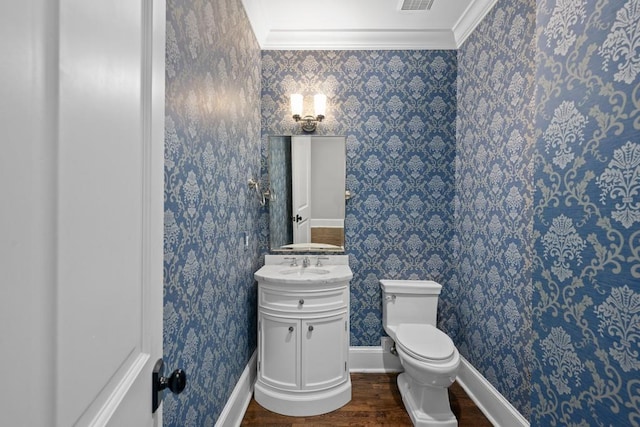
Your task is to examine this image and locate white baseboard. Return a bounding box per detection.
[349,346,402,372]
[456,355,529,427]
[219,347,528,427]
[348,347,528,427]
[215,350,257,427]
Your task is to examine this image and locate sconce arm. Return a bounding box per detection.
[292,114,324,133]
[248,178,268,206]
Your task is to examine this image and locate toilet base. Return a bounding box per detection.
[397,373,458,427]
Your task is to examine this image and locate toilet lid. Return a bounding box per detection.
[395,324,456,362]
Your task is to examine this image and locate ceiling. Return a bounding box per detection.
[241,0,497,50]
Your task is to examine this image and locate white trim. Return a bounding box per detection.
[88,353,150,426]
[347,348,529,427]
[451,0,497,47]
[456,355,529,427]
[452,0,498,49]
[261,29,457,50]
[225,348,528,427]
[349,346,403,372]
[241,0,497,50]
[216,351,257,427]
[310,219,344,228]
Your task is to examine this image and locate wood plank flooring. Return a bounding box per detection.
[241,373,493,426]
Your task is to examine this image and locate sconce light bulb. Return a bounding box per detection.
[290,94,303,116]
[314,94,327,117]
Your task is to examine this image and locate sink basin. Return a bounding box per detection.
[279,267,330,276]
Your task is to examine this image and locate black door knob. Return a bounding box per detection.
[152,359,187,413]
[162,368,187,394]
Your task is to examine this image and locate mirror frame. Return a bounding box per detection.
[268,135,347,253]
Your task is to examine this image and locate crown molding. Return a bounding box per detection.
[452,0,498,48]
[262,29,457,50]
[243,0,496,50]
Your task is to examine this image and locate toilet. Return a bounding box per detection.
[380,280,460,427]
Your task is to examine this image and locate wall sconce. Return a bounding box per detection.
[291,94,326,132]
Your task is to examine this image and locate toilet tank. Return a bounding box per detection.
[380,280,442,333]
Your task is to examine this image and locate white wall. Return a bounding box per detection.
[310,136,345,221]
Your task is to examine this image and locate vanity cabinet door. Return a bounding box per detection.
[301,312,349,391]
[259,313,300,390]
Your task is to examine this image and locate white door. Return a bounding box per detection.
[0,0,166,425]
[57,0,166,425]
[291,136,312,243]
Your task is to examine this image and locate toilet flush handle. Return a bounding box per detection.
[385,294,396,301]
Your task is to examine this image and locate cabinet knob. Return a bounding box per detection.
[308,325,314,332]
[299,299,304,305]
[288,326,294,332]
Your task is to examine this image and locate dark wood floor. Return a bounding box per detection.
[241,373,493,426]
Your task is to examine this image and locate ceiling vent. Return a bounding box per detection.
[399,0,434,10]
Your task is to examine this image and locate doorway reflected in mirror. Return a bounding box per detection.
[268,136,346,252]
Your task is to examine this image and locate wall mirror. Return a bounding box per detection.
[269,135,346,252]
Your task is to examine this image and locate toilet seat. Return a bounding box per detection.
[395,324,456,363]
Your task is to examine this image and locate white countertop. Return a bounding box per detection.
[256,255,352,285]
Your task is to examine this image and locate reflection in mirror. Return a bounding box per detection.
[269,136,346,252]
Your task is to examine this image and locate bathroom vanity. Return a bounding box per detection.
[254,255,352,416]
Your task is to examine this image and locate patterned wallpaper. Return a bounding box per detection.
[162,0,640,424]
[532,0,640,425]
[261,50,458,346]
[267,136,292,249]
[455,0,536,419]
[164,0,262,425]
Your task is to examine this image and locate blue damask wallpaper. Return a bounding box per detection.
[455,0,536,419]
[532,0,640,425]
[164,0,261,424]
[261,50,458,346]
[267,136,292,249]
[162,0,640,424]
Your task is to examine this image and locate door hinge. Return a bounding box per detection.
[258,361,261,372]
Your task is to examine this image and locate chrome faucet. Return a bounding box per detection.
[302,256,311,267]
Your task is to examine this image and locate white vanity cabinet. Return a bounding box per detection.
[258,286,349,391]
[254,256,352,416]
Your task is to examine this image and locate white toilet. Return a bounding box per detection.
[380,280,460,427]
